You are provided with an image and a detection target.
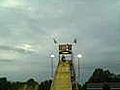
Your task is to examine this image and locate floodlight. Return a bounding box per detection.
[77,54,82,58]
[50,54,55,58]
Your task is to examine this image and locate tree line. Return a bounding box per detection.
[0,68,120,90]
[0,78,52,90]
[87,68,120,83]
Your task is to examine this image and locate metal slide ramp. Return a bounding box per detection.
[50,60,72,90]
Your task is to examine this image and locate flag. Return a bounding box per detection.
[74,38,77,44]
[53,39,57,44]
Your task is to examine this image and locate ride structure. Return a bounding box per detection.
[50,42,79,90]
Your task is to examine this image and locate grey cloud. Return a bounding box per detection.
[0,59,14,62]
[0,0,120,82]
[0,45,34,54]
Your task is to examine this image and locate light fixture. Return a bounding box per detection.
[77,54,82,58]
[50,54,55,58]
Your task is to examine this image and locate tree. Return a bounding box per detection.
[39,80,52,90]
[87,68,120,83]
[102,83,110,90]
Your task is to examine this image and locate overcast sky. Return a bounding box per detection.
[0,0,120,83]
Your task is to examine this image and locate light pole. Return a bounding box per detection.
[77,54,82,83]
[50,54,55,78]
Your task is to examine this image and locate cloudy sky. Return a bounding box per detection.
[0,0,120,83]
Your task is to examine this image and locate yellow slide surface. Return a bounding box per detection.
[50,61,72,90]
